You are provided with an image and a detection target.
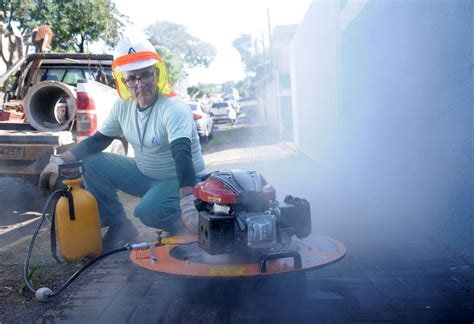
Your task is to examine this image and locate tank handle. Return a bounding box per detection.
[258,250,302,273]
[58,161,84,180]
[49,188,75,263]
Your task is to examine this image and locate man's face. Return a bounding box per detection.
[122,66,159,104]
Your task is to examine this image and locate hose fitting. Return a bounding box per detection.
[128,242,157,250]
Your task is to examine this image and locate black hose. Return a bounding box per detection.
[23,189,129,299]
[44,246,128,298]
[23,189,64,293]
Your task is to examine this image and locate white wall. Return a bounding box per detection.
[290,1,340,166]
[289,0,473,250]
[264,79,279,128]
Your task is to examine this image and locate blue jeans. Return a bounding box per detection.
[82,152,181,232]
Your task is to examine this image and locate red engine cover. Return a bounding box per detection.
[194,178,238,204]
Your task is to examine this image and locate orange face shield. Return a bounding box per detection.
[112,51,175,100]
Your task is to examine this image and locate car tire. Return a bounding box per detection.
[201,127,209,144]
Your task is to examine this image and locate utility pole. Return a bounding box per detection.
[267,8,273,73]
[267,7,283,140]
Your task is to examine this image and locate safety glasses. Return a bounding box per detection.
[122,70,156,88]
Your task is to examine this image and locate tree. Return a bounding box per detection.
[232,34,255,75]
[221,80,236,98]
[146,21,216,69]
[187,84,213,100]
[0,0,36,28]
[154,44,182,84]
[52,0,127,52]
[0,0,128,52]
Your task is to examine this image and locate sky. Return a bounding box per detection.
[113,0,313,85]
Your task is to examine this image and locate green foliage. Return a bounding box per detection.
[232,34,269,80]
[187,85,200,98]
[187,85,211,99]
[146,20,217,71]
[155,44,182,84]
[0,0,36,27]
[0,0,127,52]
[232,34,255,75]
[221,80,236,97]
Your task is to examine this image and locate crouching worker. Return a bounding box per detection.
[39,33,206,250]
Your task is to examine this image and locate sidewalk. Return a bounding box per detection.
[2,120,473,323]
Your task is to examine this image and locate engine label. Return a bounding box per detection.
[208,266,245,276]
[206,196,222,203]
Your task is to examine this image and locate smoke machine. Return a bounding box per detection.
[195,170,312,256]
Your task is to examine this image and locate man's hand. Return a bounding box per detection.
[179,193,199,234]
[39,155,65,196]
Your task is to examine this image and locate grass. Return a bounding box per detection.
[201,123,277,153]
[202,127,252,148]
[0,230,85,320]
[0,213,103,320]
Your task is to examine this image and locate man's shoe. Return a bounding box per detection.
[102,219,138,250]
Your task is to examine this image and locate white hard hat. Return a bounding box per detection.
[113,34,158,72]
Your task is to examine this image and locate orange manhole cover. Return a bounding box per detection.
[131,233,346,277]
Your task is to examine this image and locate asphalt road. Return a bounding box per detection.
[211,101,260,131]
[0,175,45,248]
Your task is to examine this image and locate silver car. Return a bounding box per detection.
[190,102,213,142]
[210,101,237,124]
[227,100,241,115]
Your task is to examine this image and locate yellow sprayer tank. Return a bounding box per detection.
[55,178,102,261]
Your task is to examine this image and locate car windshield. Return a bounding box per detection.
[38,67,115,87]
[212,102,228,108]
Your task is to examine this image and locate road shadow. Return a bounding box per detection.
[0,176,43,227]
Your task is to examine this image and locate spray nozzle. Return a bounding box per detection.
[35,287,53,302]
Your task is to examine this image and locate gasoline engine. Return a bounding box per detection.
[195,170,312,256]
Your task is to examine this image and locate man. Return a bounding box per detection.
[39,34,205,249]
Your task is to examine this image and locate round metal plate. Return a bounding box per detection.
[130,233,346,277]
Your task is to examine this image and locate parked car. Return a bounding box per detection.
[189,101,213,142]
[210,101,237,124]
[228,100,241,115]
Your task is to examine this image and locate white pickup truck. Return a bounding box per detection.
[0,53,123,181]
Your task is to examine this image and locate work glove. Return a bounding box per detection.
[39,155,64,196]
[179,194,199,234]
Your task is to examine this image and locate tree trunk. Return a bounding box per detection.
[78,35,85,53]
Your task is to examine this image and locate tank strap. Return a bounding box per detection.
[50,209,59,263]
[50,188,75,263]
[60,189,75,221]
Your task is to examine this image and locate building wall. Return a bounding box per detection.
[290,0,473,249]
[290,1,340,166]
[264,79,279,129]
[262,25,298,139]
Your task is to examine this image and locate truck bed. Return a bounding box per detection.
[0,123,74,176]
[0,128,72,144]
